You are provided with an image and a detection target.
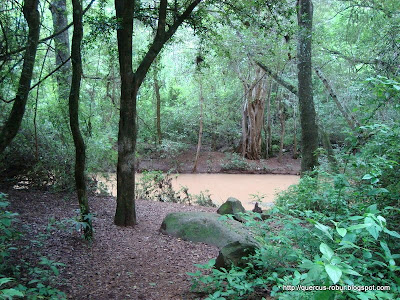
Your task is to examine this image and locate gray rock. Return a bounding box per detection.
[215,241,258,269]
[217,197,247,222]
[160,212,256,249]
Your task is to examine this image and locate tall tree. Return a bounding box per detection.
[192,62,204,173]
[0,0,40,154]
[114,0,203,226]
[69,0,92,239]
[49,0,72,138]
[153,58,162,144]
[297,0,318,174]
[240,66,268,160]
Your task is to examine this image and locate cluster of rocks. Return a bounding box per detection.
[160,197,265,269]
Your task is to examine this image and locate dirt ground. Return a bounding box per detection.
[5,189,219,299]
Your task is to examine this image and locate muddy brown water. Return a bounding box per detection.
[97,173,299,210]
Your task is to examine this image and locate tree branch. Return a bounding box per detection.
[256,61,298,96]
[0,0,95,60]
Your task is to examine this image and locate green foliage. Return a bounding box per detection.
[0,194,20,269]
[0,194,66,299]
[136,171,181,203]
[157,140,190,159]
[193,190,216,208]
[135,171,217,207]
[46,211,95,239]
[190,206,400,299]
[221,153,250,171]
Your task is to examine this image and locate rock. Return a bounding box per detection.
[252,202,263,214]
[215,241,258,269]
[160,212,256,249]
[217,197,246,222]
[217,197,246,215]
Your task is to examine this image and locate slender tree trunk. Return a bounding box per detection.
[192,72,204,173]
[153,61,162,144]
[69,0,92,239]
[49,0,72,136]
[0,0,40,154]
[314,67,360,131]
[278,92,286,163]
[292,96,298,159]
[297,0,319,174]
[264,78,273,159]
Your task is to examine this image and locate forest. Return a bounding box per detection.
[0,0,399,299]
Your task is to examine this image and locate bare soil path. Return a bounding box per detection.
[6,189,219,299]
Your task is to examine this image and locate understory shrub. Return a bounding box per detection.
[189,205,400,299]
[221,153,249,171]
[135,170,217,207]
[0,193,66,299]
[189,125,400,299]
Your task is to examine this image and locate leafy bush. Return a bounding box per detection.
[136,171,181,203]
[158,139,190,159]
[189,206,400,299]
[136,171,217,207]
[221,153,249,171]
[193,190,216,207]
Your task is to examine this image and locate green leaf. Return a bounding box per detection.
[320,243,334,261]
[342,269,362,276]
[364,217,381,240]
[0,288,24,297]
[315,222,333,240]
[336,227,347,237]
[362,174,373,180]
[0,278,14,286]
[366,204,378,214]
[325,264,342,284]
[347,224,369,230]
[383,228,400,238]
[348,216,363,221]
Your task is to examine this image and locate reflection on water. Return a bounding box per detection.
[96,173,299,210]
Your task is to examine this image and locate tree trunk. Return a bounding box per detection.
[297,0,319,174]
[69,0,92,239]
[114,0,136,227]
[264,78,273,159]
[49,0,72,141]
[278,93,286,163]
[192,72,204,173]
[242,67,267,160]
[114,0,202,226]
[0,0,40,154]
[292,96,298,159]
[153,61,162,144]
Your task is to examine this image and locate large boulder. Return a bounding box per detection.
[160,212,256,249]
[215,241,258,269]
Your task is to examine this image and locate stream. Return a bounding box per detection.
[97,173,299,210]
